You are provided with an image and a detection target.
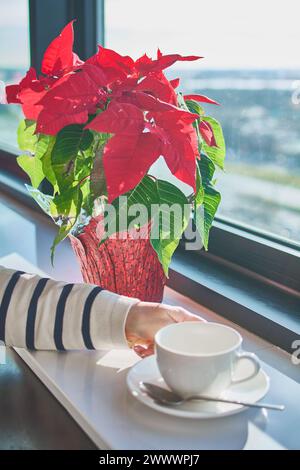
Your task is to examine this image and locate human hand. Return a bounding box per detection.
[125,302,205,358]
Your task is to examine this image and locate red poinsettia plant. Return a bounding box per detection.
[5,21,225,275]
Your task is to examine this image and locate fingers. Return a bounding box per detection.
[166,305,205,323]
[126,302,206,354]
[133,343,154,358]
[128,333,154,357]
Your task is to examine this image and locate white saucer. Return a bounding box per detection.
[127,356,270,419]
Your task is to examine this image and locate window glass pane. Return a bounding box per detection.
[0,0,30,149]
[105,0,300,244]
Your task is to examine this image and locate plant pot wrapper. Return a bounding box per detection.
[69,217,166,302]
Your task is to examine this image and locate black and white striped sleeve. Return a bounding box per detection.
[0,266,139,351]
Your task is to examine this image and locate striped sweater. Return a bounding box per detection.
[0,266,139,351]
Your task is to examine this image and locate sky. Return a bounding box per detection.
[0,0,29,68]
[105,0,300,69]
[1,0,300,69]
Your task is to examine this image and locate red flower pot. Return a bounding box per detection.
[69,217,166,302]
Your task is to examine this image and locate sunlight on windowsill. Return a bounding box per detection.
[96,349,141,372]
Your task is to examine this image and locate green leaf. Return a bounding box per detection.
[17,121,58,189]
[202,116,226,170]
[50,185,83,263]
[51,125,93,190]
[90,145,107,200]
[80,130,94,151]
[195,185,221,250]
[100,175,157,242]
[185,99,205,117]
[35,134,54,159]
[53,160,76,191]
[51,185,82,218]
[88,135,111,201]
[50,221,73,265]
[74,153,92,180]
[195,164,204,208]
[40,137,57,187]
[194,154,220,250]
[17,119,37,152]
[25,184,53,218]
[24,119,36,129]
[150,180,190,276]
[199,153,216,185]
[17,154,44,188]
[52,125,93,164]
[80,178,93,215]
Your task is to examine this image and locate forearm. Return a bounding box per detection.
[0,266,139,350]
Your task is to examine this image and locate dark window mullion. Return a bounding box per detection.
[29,0,69,71]
[68,0,98,59]
[29,0,98,71]
[97,0,105,46]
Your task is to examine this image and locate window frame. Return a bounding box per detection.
[0,0,299,323]
[194,218,300,293]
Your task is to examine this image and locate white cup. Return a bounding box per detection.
[155,322,261,397]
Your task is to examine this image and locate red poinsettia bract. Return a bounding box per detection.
[5,21,219,202]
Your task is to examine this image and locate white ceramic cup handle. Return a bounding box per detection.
[232,351,261,384]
